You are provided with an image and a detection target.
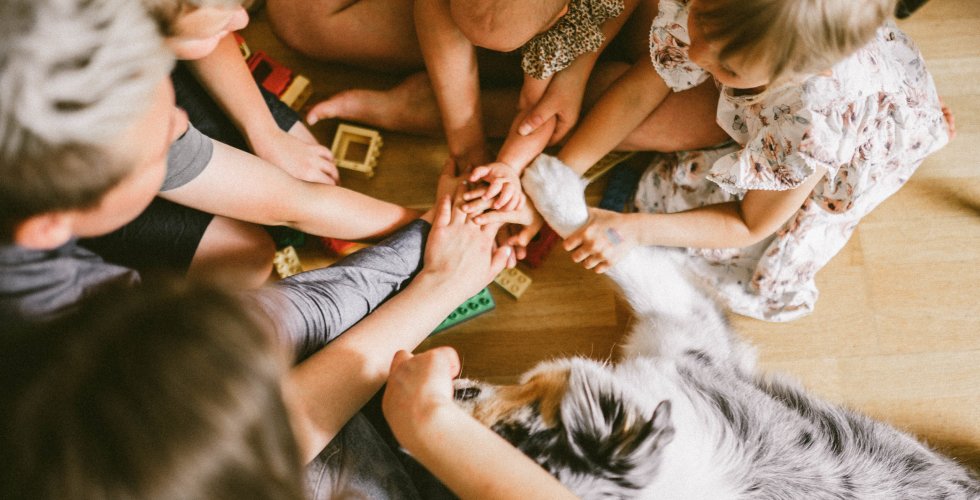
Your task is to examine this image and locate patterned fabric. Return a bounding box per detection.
[521,0,624,79]
[637,0,949,321]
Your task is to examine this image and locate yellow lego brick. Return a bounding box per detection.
[273,246,303,279]
[493,267,531,299]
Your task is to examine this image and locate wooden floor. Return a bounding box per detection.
[244,0,980,470]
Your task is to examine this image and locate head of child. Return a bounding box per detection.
[143,0,249,60]
[450,0,569,52]
[686,0,895,90]
[0,280,306,499]
[0,0,181,249]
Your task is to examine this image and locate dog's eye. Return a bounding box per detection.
[454,386,481,401]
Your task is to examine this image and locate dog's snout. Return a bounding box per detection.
[454,386,482,401]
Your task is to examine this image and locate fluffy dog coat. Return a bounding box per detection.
[453,155,980,499]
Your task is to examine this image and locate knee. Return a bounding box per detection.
[189,218,275,289]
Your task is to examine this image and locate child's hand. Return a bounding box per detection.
[463,162,524,212]
[252,125,340,185]
[382,347,461,449]
[564,208,637,274]
[516,70,587,145]
[466,195,546,262]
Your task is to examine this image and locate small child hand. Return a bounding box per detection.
[253,124,339,185]
[563,208,637,274]
[463,162,524,212]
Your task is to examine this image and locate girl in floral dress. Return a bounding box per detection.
[503,0,952,321]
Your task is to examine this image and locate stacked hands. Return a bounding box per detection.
[458,155,638,274]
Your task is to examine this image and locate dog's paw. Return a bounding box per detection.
[523,154,589,237]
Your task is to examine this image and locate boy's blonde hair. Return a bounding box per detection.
[142,0,244,35]
[694,0,896,83]
[0,0,172,236]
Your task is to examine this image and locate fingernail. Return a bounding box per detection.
[518,125,530,136]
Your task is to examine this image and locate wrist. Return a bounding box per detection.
[393,397,456,453]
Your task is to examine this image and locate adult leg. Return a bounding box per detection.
[266,0,423,72]
[187,216,275,289]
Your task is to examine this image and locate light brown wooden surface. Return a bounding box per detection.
[243,0,979,470]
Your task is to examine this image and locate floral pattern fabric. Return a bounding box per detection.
[636,0,949,321]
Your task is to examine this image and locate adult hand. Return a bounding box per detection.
[252,124,339,185]
[422,185,512,298]
[564,208,638,274]
[382,347,461,448]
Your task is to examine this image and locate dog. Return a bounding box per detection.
[453,155,980,499]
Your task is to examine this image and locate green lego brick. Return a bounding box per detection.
[432,288,495,334]
[267,226,307,249]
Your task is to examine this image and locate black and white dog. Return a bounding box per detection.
[454,155,980,499]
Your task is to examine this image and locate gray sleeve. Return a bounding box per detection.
[245,220,430,360]
[161,123,214,191]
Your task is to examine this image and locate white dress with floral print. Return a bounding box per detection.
[635,0,949,321]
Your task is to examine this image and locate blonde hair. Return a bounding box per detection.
[142,0,244,35]
[694,0,896,83]
[0,0,172,235]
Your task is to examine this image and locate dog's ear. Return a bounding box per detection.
[560,366,675,490]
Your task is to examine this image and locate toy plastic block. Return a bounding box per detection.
[247,51,292,96]
[319,237,369,257]
[432,288,495,334]
[583,151,637,184]
[233,32,251,60]
[522,224,560,269]
[494,268,531,299]
[331,124,382,177]
[267,226,306,249]
[280,74,312,111]
[273,246,303,279]
[599,161,646,213]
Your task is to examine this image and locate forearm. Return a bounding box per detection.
[559,61,669,174]
[628,203,762,249]
[288,271,471,462]
[399,403,577,500]
[186,34,279,140]
[496,116,556,173]
[246,220,431,358]
[415,0,486,161]
[162,141,419,239]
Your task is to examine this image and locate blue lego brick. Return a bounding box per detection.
[598,161,646,213]
[432,288,495,334]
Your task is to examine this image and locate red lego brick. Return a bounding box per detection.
[522,224,560,269]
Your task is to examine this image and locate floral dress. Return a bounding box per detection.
[635,0,949,321]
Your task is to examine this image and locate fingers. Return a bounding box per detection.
[434,195,452,227]
[462,186,487,203]
[305,99,331,126]
[468,165,491,183]
[389,349,414,372]
[549,116,574,146]
[518,103,553,136]
[489,245,513,276]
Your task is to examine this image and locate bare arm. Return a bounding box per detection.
[383,348,578,500]
[619,168,826,249]
[161,140,417,240]
[415,0,490,169]
[286,196,511,462]
[186,35,338,184]
[558,58,669,174]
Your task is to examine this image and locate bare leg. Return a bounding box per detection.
[267,0,423,72]
[307,71,522,137]
[582,62,729,152]
[187,216,275,289]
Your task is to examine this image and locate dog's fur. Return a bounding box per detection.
[453,155,980,499]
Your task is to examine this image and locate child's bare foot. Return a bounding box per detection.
[940,99,956,140]
[306,72,443,135]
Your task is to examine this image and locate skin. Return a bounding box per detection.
[14,80,184,249]
[382,347,578,500]
[158,4,421,286]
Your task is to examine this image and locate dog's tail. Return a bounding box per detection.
[523,155,754,372]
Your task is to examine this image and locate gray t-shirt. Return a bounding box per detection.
[0,220,430,357]
[161,123,214,192]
